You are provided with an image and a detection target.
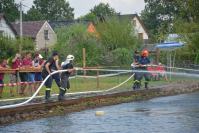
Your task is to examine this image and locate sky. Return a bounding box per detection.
[15,0,145,18]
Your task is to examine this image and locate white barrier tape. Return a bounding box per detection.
[1,66,198,109]
[0,69,133,109]
[75,72,129,79]
[0,69,69,109]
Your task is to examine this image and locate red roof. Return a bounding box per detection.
[11,21,46,39]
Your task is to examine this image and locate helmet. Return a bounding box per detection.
[66,55,75,61]
[141,50,149,57]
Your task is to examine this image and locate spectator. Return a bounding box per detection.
[9,53,22,96]
[0,59,8,98]
[22,52,35,95]
[33,54,44,92]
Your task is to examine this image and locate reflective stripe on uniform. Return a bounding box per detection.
[134,80,140,83]
[46,88,51,91]
[60,87,66,91]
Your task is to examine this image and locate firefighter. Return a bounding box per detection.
[42,52,61,101]
[132,50,141,90]
[58,55,75,101]
[137,49,151,89]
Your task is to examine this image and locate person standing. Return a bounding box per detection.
[0,59,8,98]
[33,54,44,92]
[10,53,21,96]
[22,52,35,95]
[137,49,151,89]
[42,52,61,101]
[59,55,75,101]
[132,50,140,90]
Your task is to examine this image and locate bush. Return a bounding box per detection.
[0,36,35,62]
[54,24,102,66]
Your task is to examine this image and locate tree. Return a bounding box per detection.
[0,0,19,22]
[141,0,199,42]
[96,17,139,51]
[24,6,43,21]
[80,3,117,21]
[141,0,180,42]
[54,24,102,66]
[26,0,74,21]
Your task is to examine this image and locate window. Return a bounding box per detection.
[138,33,143,41]
[44,30,49,40]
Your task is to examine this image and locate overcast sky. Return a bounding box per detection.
[15,0,145,18]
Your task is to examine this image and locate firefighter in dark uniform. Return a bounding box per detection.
[42,52,61,101]
[58,55,75,101]
[136,49,151,89]
[132,50,140,90]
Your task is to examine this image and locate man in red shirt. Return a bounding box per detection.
[10,53,22,96]
[21,52,35,95]
[0,59,8,98]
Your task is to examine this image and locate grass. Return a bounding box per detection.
[0,72,198,100]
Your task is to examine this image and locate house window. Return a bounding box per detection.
[44,30,49,40]
[138,33,143,40]
[0,30,3,36]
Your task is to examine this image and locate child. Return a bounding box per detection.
[59,55,75,101]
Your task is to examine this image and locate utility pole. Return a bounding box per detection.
[19,1,23,54]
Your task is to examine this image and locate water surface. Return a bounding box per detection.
[1,92,199,133]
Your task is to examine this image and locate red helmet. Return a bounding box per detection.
[141,50,149,57]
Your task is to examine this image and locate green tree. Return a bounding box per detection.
[0,0,19,22]
[96,17,139,51]
[26,0,74,21]
[54,24,102,66]
[24,6,43,21]
[141,0,180,42]
[80,3,117,21]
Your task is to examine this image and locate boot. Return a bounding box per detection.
[133,83,137,90]
[58,87,66,101]
[45,90,51,102]
[145,82,149,90]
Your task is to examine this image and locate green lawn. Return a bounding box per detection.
[0,73,197,100]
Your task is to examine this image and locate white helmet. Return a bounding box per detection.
[66,55,75,61]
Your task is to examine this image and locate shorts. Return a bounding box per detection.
[27,73,35,82]
[35,72,43,81]
[0,80,4,88]
[19,73,28,82]
[10,74,18,83]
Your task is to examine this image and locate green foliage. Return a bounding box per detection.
[90,3,117,17]
[54,24,102,66]
[112,48,132,65]
[0,0,19,22]
[96,17,139,51]
[25,0,74,21]
[0,36,16,59]
[0,36,35,60]
[80,3,117,21]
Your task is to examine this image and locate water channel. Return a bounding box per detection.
[1,92,199,133]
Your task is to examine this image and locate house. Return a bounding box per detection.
[117,14,149,44]
[0,14,16,39]
[11,21,57,50]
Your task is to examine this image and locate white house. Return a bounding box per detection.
[118,14,149,44]
[0,14,16,39]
